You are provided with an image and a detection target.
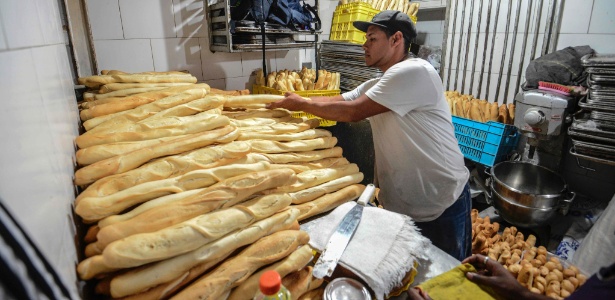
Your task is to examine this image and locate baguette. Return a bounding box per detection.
[78,73,197,89]
[73,125,238,187]
[453,98,464,117]
[101,209,300,295]
[508,103,515,123]
[274,163,360,193]
[295,184,366,221]
[248,137,338,153]
[91,169,296,250]
[75,141,251,203]
[101,192,296,269]
[224,94,285,108]
[222,108,290,119]
[170,230,310,300]
[76,113,229,148]
[92,87,166,99]
[488,102,499,122]
[100,70,189,76]
[469,100,484,122]
[79,84,208,121]
[498,104,510,124]
[209,88,250,96]
[238,128,331,142]
[290,172,364,204]
[283,266,324,299]
[244,146,344,164]
[227,244,314,300]
[99,82,193,93]
[237,120,319,134]
[231,116,303,127]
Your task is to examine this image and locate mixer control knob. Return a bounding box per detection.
[524,109,545,126]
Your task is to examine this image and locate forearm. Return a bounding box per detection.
[308,95,345,103]
[298,100,364,123]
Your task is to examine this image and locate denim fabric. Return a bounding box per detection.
[414,182,472,261]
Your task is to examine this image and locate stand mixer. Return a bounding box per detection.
[513,89,576,171]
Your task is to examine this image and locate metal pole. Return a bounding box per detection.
[541,0,555,56]
[503,0,523,103]
[478,0,493,99]
[454,0,467,91]
[461,0,475,94]
[442,0,459,90]
[485,0,502,102]
[529,0,544,62]
[442,0,454,87]
[495,0,513,104]
[549,0,565,54]
[514,0,533,97]
[469,0,484,97]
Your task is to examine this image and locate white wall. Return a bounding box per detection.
[0,0,81,298]
[557,0,615,53]
[86,0,340,91]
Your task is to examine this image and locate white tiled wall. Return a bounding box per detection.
[0,0,80,298]
[557,0,615,53]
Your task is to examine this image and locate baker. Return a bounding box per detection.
[267,10,471,260]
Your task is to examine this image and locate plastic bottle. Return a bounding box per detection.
[253,270,292,300]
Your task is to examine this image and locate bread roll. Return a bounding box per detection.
[91,169,296,250]
[498,104,510,124]
[248,137,338,153]
[75,141,251,204]
[105,209,301,296]
[469,100,484,122]
[508,103,515,123]
[295,184,366,221]
[78,73,197,89]
[73,125,238,187]
[170,230,310,300]
[79,84,208,121]
[488,102,499,122]
[453,98,464,117]
[227,245,314,300]
[76,113,229,148]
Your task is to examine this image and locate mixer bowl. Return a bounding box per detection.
[488,161,575,227]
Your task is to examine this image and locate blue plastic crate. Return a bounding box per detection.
[452,116,519,166]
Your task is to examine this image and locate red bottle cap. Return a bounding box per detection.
[259,270,282,295]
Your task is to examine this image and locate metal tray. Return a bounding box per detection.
[573,117,615,132]
[579,97,615,113]
[591,111,615,122]
[586,92,615,105]
[581,53,615,67]
[568,128,615,145]
[586,67,615,75]
[569,147,615,167]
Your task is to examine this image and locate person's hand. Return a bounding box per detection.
[265,92,307,111]
[462,254,545,300]
[406,287,431,300]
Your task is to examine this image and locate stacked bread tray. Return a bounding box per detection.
[73,70,369,299]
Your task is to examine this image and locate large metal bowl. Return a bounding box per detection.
[488,161,575,227]
[490,161,568,208]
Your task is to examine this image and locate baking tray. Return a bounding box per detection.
[568,128,615,145]
[585,67,615,75]
[581,53,615,67]
[586,92,615,105]
[590,111,615,122]
[573,117,615,132]
[579,97,615,113]
[570,146,615,166]
[588,74,615,85]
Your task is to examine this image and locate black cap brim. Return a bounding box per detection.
[353,21,388,33]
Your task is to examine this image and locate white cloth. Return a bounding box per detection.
[302,201,431,300]
[342,58,469,222]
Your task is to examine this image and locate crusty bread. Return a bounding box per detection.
[110,209,301,297]
[295,184,366,221]
[92,169,296,250]
[498,104,510,124]
[101,192,296,269]
[469,100,484,122]
[222,94,285,107]
[268,157,350,173]
[170,230,310,300]
[76,134,190,165]
[79,84,208,121]
[289,172,364,204]
[242,147,344,164]
[74,126,238,187]
[508,103,515,123]
[99,82,193,93]
[488,102,499,122]
[274,163,360,193]
[298,286,325,300]
[227,245,314,300]
[238,127,331,142]
[222,108,291,119]
[91,87,167,100]
[248,137,338,153]
[230,116,304,127]
[282,266,324,299]
[210,88,250,96]
[78,73,197,89]
[75,141,251,204]
[238,119,319,134]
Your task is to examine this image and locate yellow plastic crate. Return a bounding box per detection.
[252,85,339,127]
[330,2,417,45]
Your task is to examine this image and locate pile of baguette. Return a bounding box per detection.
[445,91,515,125]
[74,70,367,299]
[255,67,341,92]
[471,210,587,299]
[340,0,419,17]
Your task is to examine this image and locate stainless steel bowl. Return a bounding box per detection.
[490,161,567,208]
[487,161,575,227]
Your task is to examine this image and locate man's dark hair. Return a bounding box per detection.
[381,27,411,54]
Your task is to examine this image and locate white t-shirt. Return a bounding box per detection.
[342,58,469,222]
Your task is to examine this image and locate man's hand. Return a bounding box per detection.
[462,254,547,300]
[407,287,431,300]
[265,92,307,111]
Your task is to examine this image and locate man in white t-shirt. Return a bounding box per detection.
[267,10,471,261]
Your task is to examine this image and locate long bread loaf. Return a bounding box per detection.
[99,82,193,93]
[92,169,296,250]
[294,184,366,221]
[237,128,331,142]
[78,73,197,89]
[170,230,310,300]
[74,125,237,187]
[248,137,338,153]
[106,209,301,296]
[222,108,290,119]
[90,87,167,100]
[79,84,208,121]
[273,163,359,193]
[76,113,229,148]
[244,147,344,164]
[227,244,314,300]
[282,266,324,300]
[230,116,303,127]
[75,141,251,203]
[237,119,319,134]
[223,94,285,107]
[290,172,364,204]
[100,191,295,269]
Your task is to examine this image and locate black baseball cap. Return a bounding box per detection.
[353,10,417,42]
